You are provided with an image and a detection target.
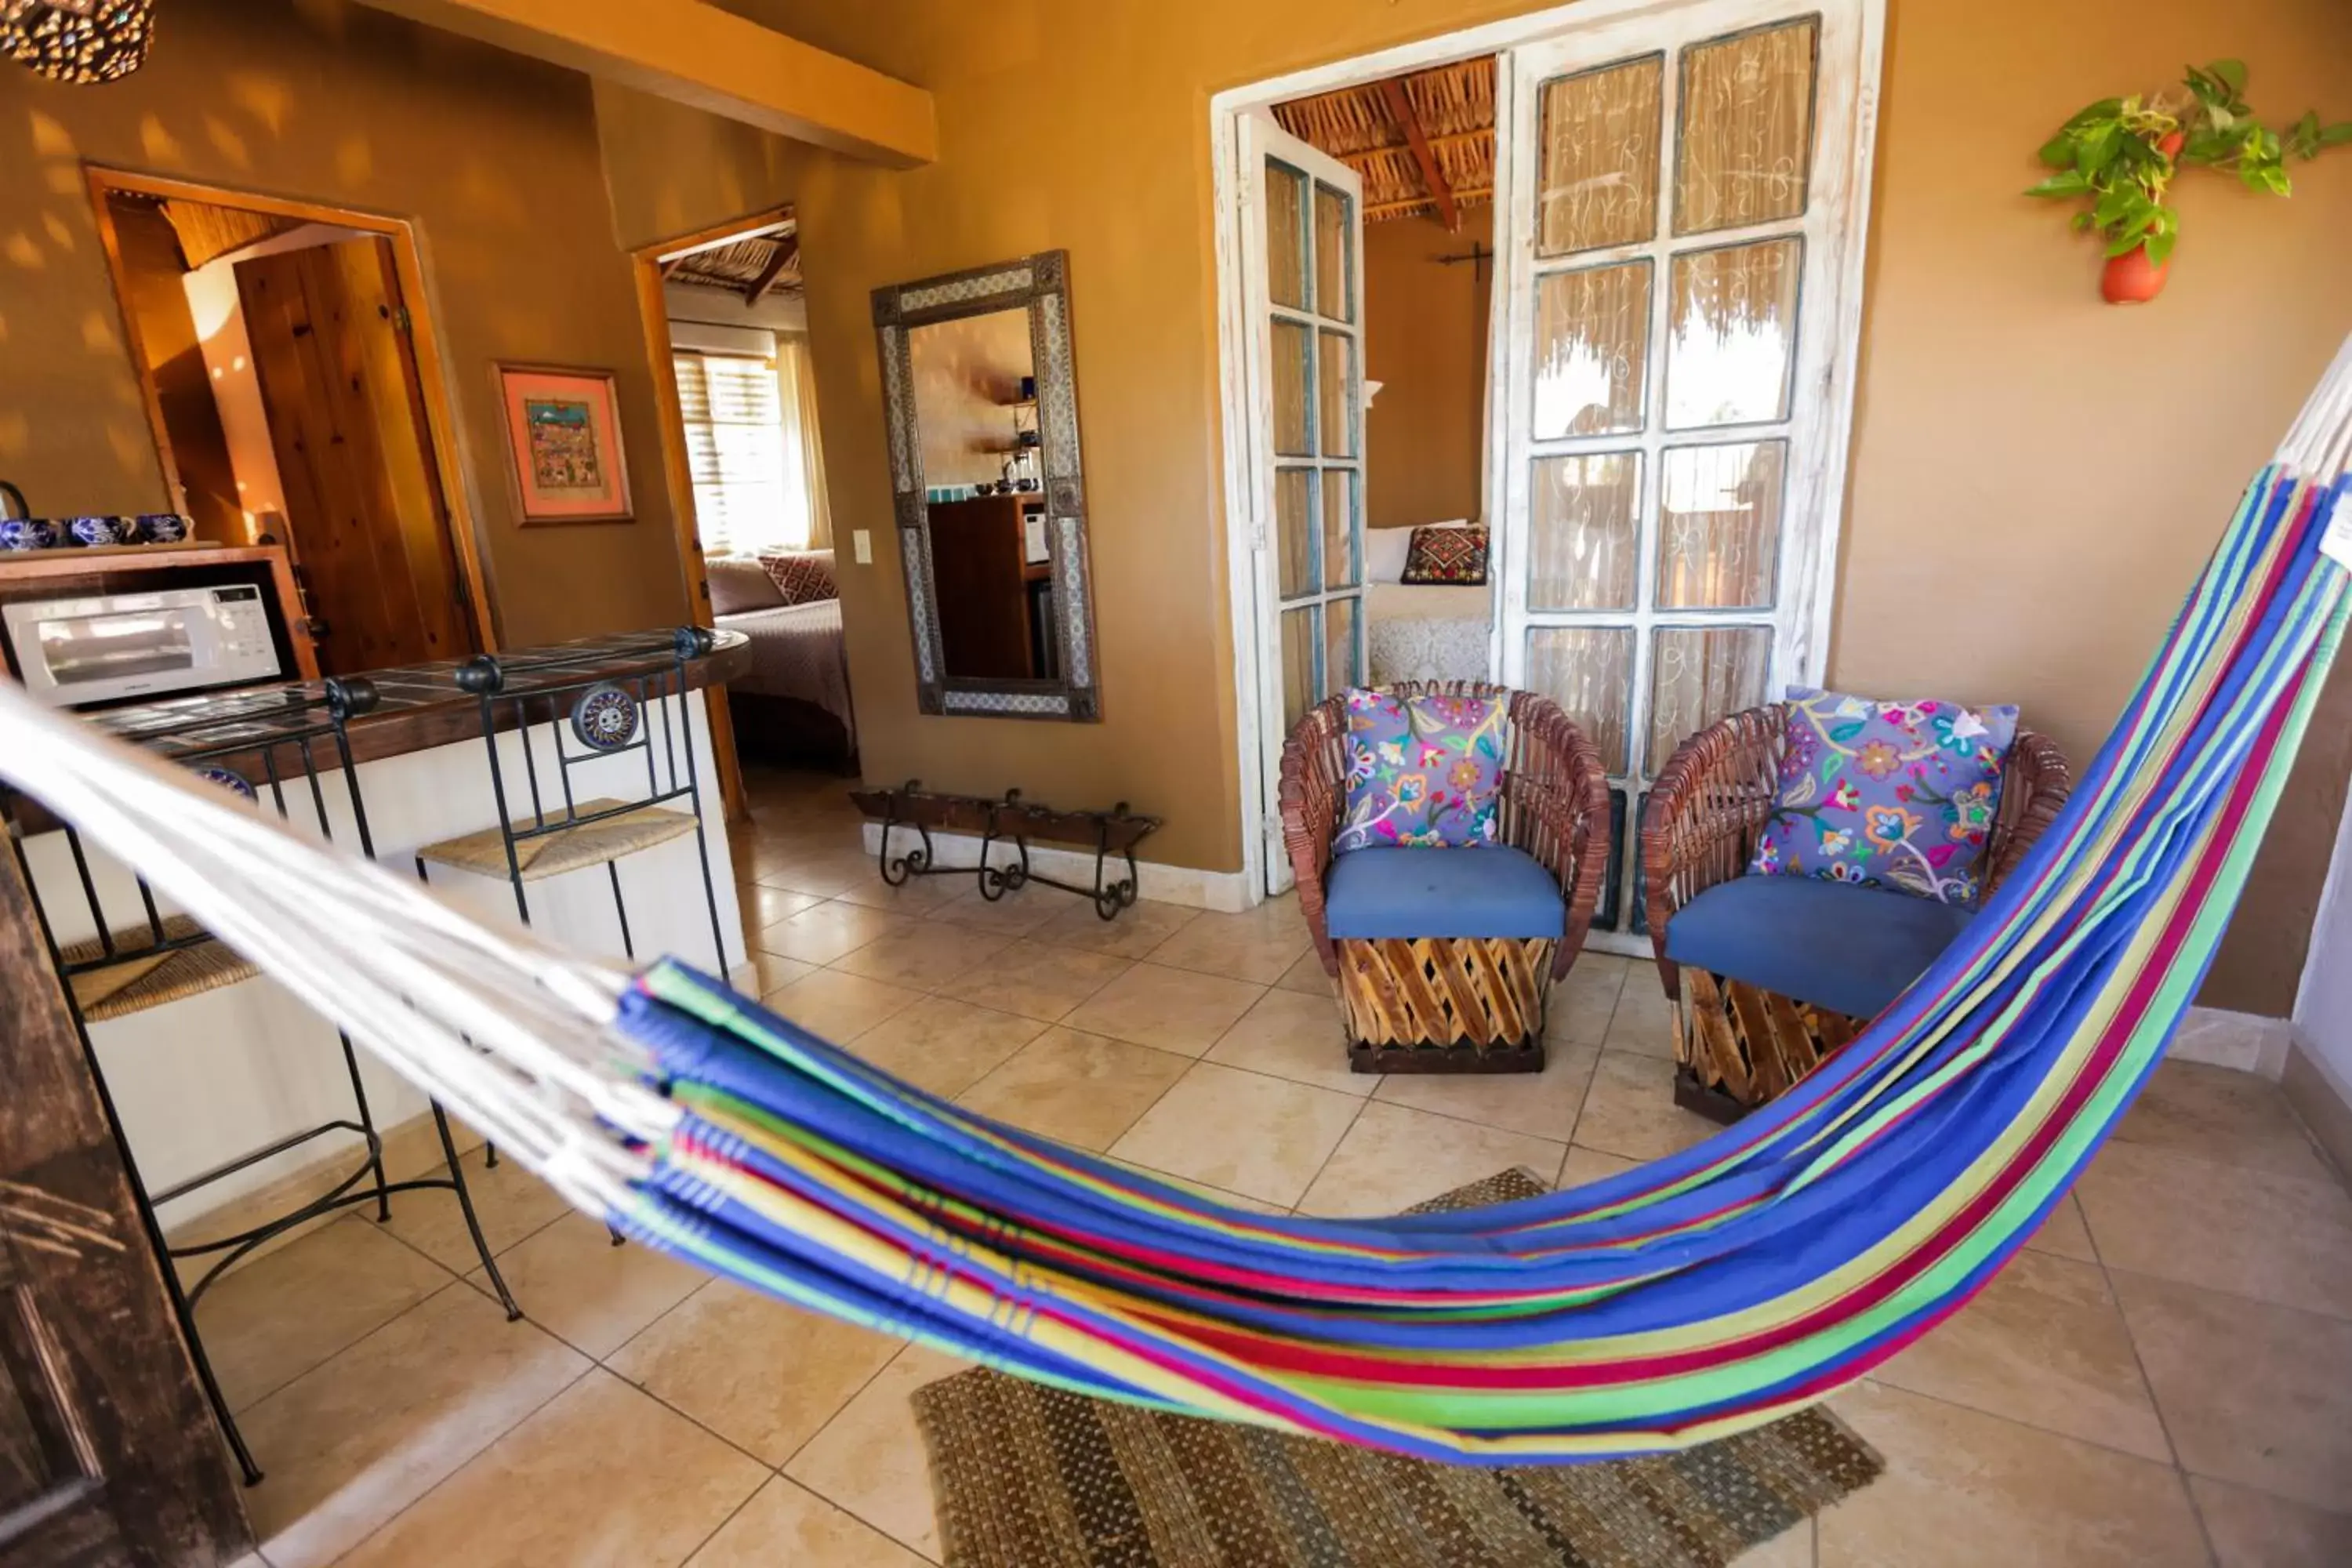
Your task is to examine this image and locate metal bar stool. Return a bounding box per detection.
[2,677,518,1487]
[409,630,731,1189]
[411,629,730,976]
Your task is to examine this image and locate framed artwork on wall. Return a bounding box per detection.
[494,363,633,524]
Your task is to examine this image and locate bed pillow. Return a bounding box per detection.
[757,549,837,606]
[1749,687,2019,906]
[1333,688,1504,851]
[1399,524,1488,586]
[707,557,787,616]
[1366,527,1416,585]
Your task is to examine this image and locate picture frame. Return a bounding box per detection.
[493,363,633,524]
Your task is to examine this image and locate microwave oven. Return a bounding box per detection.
[3,585,284,708]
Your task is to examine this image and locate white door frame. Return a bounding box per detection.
[1209,0,1886,906]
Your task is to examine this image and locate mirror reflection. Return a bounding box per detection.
[909,307,1054,682]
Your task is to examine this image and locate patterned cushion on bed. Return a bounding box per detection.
[708,557,787,616]
[757,549,837,606]
[1749,688,2018,906]
[1333,688,1504,851]
[1399,524,1488,585]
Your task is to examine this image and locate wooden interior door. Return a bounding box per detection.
[0,849,251,1565]
[237,238,476,676]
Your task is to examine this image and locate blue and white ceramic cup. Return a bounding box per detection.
[66,516,126,547]
[132,513,191,543]
[0,517,60,550]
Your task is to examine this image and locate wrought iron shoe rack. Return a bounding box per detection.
[849,782,1160,921]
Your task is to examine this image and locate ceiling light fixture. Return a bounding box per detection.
[2,0,157,86]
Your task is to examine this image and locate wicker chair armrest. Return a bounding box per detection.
[1639,706,1787,993]
[1982,728,2073,895]
[1277,695,1350,974]
[1497,767,1610,978]
[1494,691,1610,979]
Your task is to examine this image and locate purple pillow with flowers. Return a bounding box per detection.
[1748,688,2017,906]
[1333,689,1504,851]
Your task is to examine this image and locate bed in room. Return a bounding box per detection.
[709,553,857,770]
[1363,521,1494,686]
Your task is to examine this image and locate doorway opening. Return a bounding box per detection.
[1214,0,1885,951]
[89,170,492,677]
[632,209,848,820]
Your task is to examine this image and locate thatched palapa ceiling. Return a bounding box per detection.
[1272,56,1496,227]
[660,219,801,303]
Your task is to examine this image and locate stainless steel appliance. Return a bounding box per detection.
[4,584,283,707]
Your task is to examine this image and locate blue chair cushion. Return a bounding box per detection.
[1664,874,1974,1022]
[1323,846,1565,941]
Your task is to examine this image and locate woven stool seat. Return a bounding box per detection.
[417,798,699,882]
[62,914,260,1022]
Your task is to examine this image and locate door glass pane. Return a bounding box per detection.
[1318,330,1356,458]
[1314,183,1355,324]
[1647,625,1771,766]
[1272,318,1313,456]
[1266,158,1307,310]
[1276,466,1317,599]
[1282,606,1319,729]
[1529,451,1640,611]
[1657,441,1787,608]
[1665,238,1800,430]
[1325,595,1359,695]
[1674,18,1819,237]
[1526,626,1635,775]
[1322,466,1359,589]
[1533,260,1651,438]
[1537,54,1664,256]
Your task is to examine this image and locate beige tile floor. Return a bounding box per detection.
[201,767,2352,1566]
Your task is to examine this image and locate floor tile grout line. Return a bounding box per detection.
[307,1352,598,1568]
[208,1216,476,1420]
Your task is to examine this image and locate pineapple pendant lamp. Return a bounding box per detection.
[2,0,156,85]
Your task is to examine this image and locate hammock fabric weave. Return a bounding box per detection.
[601,446,2352,1462]
[3,346,2346,1471]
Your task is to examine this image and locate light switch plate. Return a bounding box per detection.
[852,528,873,564]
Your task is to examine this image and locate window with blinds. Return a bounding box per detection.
[673,350,806,556]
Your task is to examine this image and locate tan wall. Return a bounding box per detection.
[0,0,691,646]
[611,0,2352,1007]
[1833,0,2352,1013]
[1365,205,1493,532]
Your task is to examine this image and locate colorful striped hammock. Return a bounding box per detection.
[4,342,2347,1469]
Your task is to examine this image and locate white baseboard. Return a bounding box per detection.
[2170,1005,2292,1077]
[2282,1029,2352,1183]
[858,822,1254,913]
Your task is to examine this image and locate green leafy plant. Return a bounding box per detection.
[2027,60,2350,267]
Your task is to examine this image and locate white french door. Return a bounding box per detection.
[1491,0,1879,949]
[1239,112,1370,893]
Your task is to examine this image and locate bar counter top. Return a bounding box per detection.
[84,628,750,768]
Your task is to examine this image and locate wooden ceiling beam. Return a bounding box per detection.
[745,238,799,305]
[349,0,935,167]
[1379,78,1458,230]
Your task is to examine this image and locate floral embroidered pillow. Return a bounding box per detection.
[1334,689,1504,851]
[1749,688,2019,906]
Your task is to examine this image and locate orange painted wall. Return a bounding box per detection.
[0,0,691,645]
[1364,205,1494,532]
[612,0,2351,1012]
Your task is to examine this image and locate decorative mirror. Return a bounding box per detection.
[873,250,1102,720]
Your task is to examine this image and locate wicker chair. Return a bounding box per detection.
[1279,681,1612,1073]
[1642,706,2073,1122]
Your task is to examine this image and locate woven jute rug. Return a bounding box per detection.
[913,1169,1881,1568]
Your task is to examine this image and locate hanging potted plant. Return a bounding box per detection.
[2027,61,2348,303]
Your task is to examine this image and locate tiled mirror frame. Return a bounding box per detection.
[871,250,1103,721]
